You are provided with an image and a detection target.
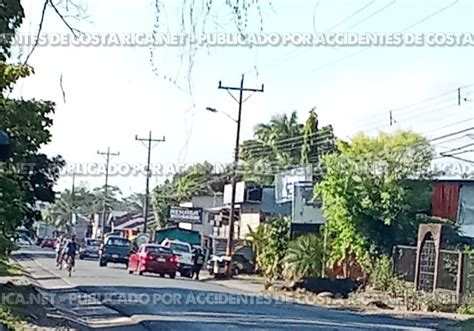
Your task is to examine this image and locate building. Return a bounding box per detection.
[168,194,223,248]
[208,183,292,255]
[431,179,474,237]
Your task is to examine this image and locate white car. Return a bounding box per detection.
[15,235,33,247]
[161,239,193,278]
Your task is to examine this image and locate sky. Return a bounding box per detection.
[9,0,474,196]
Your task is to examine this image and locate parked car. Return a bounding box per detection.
[128,244,177,278]
[98,235,131,267]
[15,234,33,247]
[161,239,193,278]
[79,238,101,259]
[40,238,55,249]
[206,254,239,276]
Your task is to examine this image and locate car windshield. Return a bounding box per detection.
[170,243,190,253]
[146,246,172,254]
[107,238,130,246]
[87,239,101,246]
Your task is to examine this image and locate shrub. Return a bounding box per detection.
[369,255,405,296]
[283,234,323,282]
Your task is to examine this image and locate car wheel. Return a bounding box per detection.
[169,273,176,279]
[79,255,84,260]
[128,268,133,274]
[159,273,165,278]
[99,259,107,267]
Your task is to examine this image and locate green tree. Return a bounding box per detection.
[240,110,336,184]
[1,1,64,253]
[257,216,290,281]
[316,130,434,275]
[151,161,233,228]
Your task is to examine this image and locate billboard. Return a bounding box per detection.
[275,165,313,203]
[223,181,246,204]
[292,182,324,224]
[169,206,203,223]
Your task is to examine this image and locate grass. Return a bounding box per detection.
[0,260,21,277]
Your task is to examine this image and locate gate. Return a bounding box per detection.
[418,233,436,292]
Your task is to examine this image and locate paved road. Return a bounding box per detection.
[12,247,454,331]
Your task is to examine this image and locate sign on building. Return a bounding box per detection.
[292,182,324,224]
[275,165,313,203]
[170,206,203,223]
[223,181,246,204]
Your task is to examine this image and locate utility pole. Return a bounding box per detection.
[218,74,264,274]
[458,87,461,106]
[70,172,76,233]
[97,147,119,238]
[135,131,165,234]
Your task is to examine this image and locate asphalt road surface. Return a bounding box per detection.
[12,247,454,331]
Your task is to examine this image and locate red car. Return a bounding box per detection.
[128,244,178,278]
[40,238,55,249]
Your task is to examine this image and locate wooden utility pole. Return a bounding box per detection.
[97,147,119,238]
[217,74,264,274]
[135,131,165,234]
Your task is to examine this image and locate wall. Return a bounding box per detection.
[432,182,460,221]
[239,212,261,240]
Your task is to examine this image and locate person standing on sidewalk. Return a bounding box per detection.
[192,248,205,280]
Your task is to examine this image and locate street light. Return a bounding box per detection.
[206,106,241,276]
[206,107,237,123]
[0,130,10,162]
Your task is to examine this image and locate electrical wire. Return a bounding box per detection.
[310,0,460,72]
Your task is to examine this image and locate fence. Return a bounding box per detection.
[392,245,470,304]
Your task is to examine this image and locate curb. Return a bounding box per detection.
[10,254,150,330]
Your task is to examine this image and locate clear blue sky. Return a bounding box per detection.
[11,0,474,195]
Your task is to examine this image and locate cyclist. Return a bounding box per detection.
[64,236,78,272]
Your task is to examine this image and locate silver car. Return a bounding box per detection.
[79,238,101,259]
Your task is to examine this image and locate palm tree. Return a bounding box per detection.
[245,224,266,272]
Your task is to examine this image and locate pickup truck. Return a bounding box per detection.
[161,239,193,278]
[99,235,132,267]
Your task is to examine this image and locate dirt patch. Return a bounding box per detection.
[0,279,79,330]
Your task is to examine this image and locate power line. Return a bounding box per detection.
[326,0,377,32]
[345,0,397,30]
[311,0,460,72]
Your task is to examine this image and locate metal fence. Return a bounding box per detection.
[392,245,468,303]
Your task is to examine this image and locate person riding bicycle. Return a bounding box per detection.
[64,236,78,271]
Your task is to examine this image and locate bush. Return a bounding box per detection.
[283,234,323,282]
[369,255,401,295]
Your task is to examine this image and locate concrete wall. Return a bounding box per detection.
[239,212,261,240]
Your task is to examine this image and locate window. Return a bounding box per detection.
[107,238,130,246]
[170,243,190,253]
[146,246,172,254]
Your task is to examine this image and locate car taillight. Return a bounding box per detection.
[170,255,178,263]
[146,254,154,260]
